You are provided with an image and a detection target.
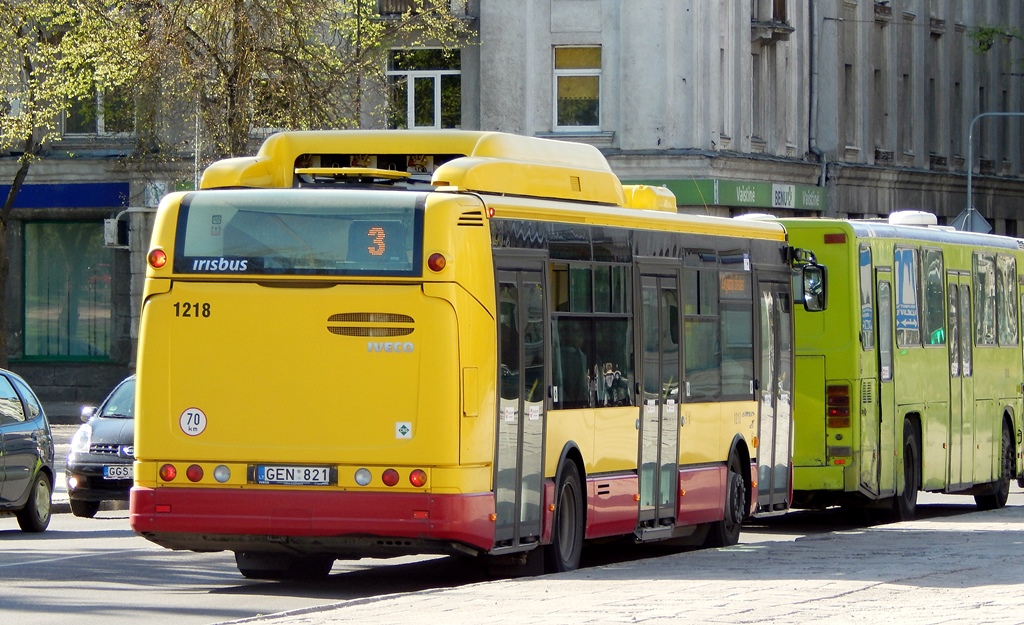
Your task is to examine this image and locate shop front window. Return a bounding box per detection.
[23,222,113,359]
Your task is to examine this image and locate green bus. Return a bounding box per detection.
[780,211,1021,520]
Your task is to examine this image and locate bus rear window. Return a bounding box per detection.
[174,189,424,276]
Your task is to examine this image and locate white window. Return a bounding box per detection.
[553,47,601,131]
[387,49,461,129]
[64,86,134,136]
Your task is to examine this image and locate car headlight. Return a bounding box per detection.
[70,424,93,454]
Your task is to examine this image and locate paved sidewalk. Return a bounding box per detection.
[219,495,1024,625]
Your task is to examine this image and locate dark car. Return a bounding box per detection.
[66,375,135,518]
[0,368,55,532]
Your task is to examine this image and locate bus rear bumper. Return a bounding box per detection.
[792,465,847,508]
[129,486,496,556]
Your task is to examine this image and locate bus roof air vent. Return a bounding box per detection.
[888,210,938,227]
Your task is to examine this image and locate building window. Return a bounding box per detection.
[23,222,113,359]
[387,49,461,129]
[64,86,133,136]
[554,46,601,131]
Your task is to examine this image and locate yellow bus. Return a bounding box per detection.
[781,211,1022,520]
[131,130,825,579]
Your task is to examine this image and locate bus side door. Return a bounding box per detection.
[494,260,547,548]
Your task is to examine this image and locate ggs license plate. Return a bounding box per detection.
[255,465,332,486]
[103,464,133,480]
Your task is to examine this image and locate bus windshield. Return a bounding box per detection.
[173,189,424,277]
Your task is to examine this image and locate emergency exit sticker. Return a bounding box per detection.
[180,408,208,436]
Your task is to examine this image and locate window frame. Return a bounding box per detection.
[386,48,462,130]
[552,46,602,132]
[63,86,135,137]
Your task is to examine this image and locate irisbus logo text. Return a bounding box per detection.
[191,258,248,272]
[368,341,415,353]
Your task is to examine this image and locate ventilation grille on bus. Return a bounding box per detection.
[327,312,414,337]
[458,210,485,227]
[861,379,874,404]
[570,176,582,192]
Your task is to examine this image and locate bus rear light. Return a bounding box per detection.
[427,253,447,272]
[186,464,204,482]
[412,510,429,519]
[213,465,231,483]
[155,504,172,513]
[159,464,177,481]
[382,468,400,487]
[826,384,851,418]
[409,469,427,488]
[827,416,851,429]
[148,248,167,268]
[354,468,372,486]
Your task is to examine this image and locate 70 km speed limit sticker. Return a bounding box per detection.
[180,408,208,436]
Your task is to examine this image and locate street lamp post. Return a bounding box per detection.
[962,111,1024,232]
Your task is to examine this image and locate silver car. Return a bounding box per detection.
[0,368,55,532]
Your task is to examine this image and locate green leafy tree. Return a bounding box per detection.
[970,25,1024,55]
[138,0,473,160]
[0,0,143,367]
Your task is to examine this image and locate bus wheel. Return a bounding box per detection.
[234,551,334,580]
[975,421,1013,511]
[893,418,920,522]
[544,461,584,573]
[705,455,744,547]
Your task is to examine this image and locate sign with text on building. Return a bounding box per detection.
[624,178,826,212]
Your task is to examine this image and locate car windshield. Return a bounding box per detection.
[99,378,135,418]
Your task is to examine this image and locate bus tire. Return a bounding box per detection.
[893,418,920,522]
[234,551,334,580]
[705,454,744,547]
[544,461,584,573]
[16,473,52,533]
[975,421,1013,511]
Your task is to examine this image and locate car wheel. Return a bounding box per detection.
[70,499,101,518]
[16,473,52,533]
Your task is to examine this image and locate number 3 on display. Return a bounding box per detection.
[367,227,386,256]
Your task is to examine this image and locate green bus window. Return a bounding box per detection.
[877,280,894,382]
[996,255,1018,346]
[948,284,960,377]
[973,253,997,346]
[921,249,945,345]
[859,245,874,351]
[570,266,593,312]
[961,285,973,376]
[894,247,921,347]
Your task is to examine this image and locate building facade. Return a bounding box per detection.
[3,0,1023,415]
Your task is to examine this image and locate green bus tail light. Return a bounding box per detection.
[827,416,851,429]
[825,384,851,418]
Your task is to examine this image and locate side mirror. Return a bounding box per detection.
[802,264,827,312]
[80,406,96,423]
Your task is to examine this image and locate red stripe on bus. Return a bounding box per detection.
[130,486,496,551]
